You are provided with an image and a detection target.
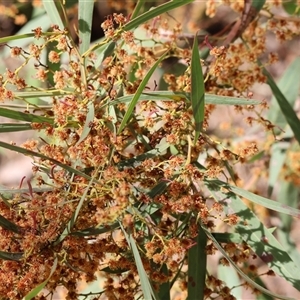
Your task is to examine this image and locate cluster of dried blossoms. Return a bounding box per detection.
[0,1,298,299]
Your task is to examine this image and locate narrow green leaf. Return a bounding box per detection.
[42,0,65,30]
[0,123,33,132]
[187,225,207,300]
[24,257,58,300]
[157,264,171,300]
[206,179,300,218]
[263,67,300,144]
[0,107,53,124]
[191,35,205,142]
[121,226,156,300]
[70,222,120,237]
[117,53,166,134]
[76,101,94,145]
[131,0,146,19]
[206,184,300,295]
[147,181,169,199]
[229,184,300,218]
[105,91,260,108]
[0,33,36,44]
[117,142,169,169]
[14,89,74,98]
[0,140,92,181]
[54,164,101,245]
[205,94,260,105]
[124,0,194,31]
[268,57,300,133]
[101,266,129,274]
[0,186,53,196]
[0,250,23,261]
[0,214,21,234]
[78,0,94,54]
[202,225,295,300]
[229,192,300,294]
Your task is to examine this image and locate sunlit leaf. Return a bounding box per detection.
[78,0,94,55]
[264,66,300,144]
[24,257,58,300]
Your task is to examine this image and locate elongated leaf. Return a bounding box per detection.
[0,140,92,181]
[106,92,259,109]
[131,0,146,19]
[70,222,120,237]
[0,186,53,195]
[229,184,300,218]
[24,257,58,300]
[206,179,300,218]
[78,0,94,55]
[14,89,74,98]
[0,123,33,132]
[0,33,36,44]
[117,142,170,169]
[187,225,207,300]
[157,264,171,300]
[206,184,300,295]
[202,225,295,300]
[121,226,156,300]
[117,53,166,134]
[147,181,169,199]
[229,192,300,294]
[191,35,205,142]
[0,214,21,233]
[0,250,23,261]
[124,0,194,31]
[42,0,65,30]
[0,108,53,124]
[54,165,101,245]
[76,101,94,145]
[268,57,300,133]
[263,67,300,144]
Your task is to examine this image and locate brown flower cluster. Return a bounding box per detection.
[0,1,299,299]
